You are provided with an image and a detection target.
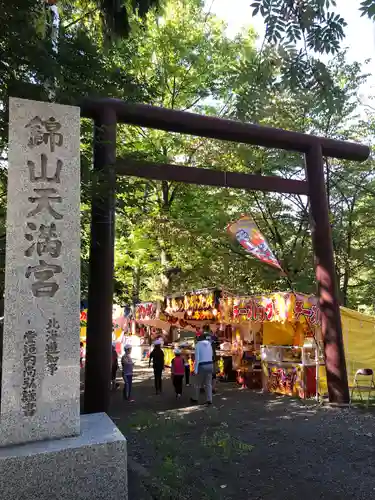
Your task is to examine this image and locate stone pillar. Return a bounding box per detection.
[0,98,127,500]
[1,97,80,445]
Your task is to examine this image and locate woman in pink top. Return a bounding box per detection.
[171,348,185,398]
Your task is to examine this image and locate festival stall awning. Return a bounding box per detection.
[135,301,172,331]
[135,291,321,336]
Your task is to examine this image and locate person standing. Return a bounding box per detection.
[210,333,218,394]
[171,348,185,398]
[191,335,213,405]
[184,352,191,387]
[80,342,85,369]
[111,344,119,390]
[203,326,219,393]
[121,344,134,402]
[149,339,165,394]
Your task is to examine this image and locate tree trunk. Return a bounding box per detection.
[160,246,170,292]
[132,267,141,308]
[341,197,356,306]
[158,178,174,293]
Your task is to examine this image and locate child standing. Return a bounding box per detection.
[171,348,185,398]
[121,345,134,402]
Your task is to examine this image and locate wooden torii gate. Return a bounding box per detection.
[80,98,370,413]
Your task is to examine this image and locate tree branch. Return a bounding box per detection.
[64,8,99,30]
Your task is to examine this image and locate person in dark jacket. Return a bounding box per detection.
[149,339,165,394]
[111,344,119,390]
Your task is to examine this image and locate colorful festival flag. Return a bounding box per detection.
[227,215,283,272]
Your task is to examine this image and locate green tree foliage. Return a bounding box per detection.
[1,0,159,299]
[250,0,347,54]
[50,0,160,40]
[114,1,375,311]
[110,0,375,311]
[2,0,375,314]
[250,0,375,53]
[113,0,256,301]
[249,0,374,92]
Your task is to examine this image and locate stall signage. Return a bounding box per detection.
[232,298,275,322]
[164,291,220,321]
[165,296,185,314]
[186,309,219,321]
[165,291,217,315]
[294,298,321,325]
[135,302,157,321]
[226,293,321,326]
[80,309,87,326]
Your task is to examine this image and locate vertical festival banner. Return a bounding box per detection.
[227,215,284,272]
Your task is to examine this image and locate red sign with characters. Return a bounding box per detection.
[135,302,157,321]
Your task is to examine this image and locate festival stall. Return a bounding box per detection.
[134,301,171,360]
[157,288,319,386]
[221,295,375,399]
[135,298,202,365]
[221,292,325,398]
[80,305,128,358]
[115,289,221,368]
[162,289,223,368]
[81,287,375,400]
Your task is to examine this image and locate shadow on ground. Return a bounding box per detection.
[82,362,375,500]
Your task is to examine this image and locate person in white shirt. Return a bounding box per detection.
[191,335,213,405]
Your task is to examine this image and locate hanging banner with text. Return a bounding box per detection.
[227,215,283,271]
[221,292,321,326]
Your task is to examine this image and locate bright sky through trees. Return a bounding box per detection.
[208,0,375,98]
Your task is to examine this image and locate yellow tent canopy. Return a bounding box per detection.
[318,307,375,396]
[341,306,375,384]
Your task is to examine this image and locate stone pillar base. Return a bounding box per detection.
[0,413,127,500]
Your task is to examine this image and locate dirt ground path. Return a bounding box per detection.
[105,362,375,500]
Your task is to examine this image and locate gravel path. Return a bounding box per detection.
[107,362,375,500]
[127,469,153,500]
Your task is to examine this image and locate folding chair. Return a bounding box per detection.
[350,368,375,407]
